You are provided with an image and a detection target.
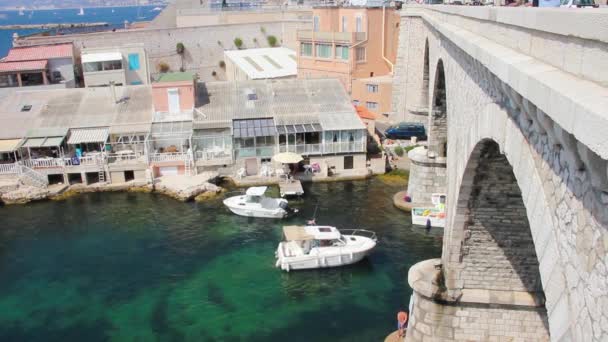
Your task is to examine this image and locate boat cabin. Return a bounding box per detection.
[282,225,347,255]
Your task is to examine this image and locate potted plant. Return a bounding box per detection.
[267,35,278,47]
[234,37,243,49]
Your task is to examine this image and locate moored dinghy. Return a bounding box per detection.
[275,225,377,271]
[223,186,297,218]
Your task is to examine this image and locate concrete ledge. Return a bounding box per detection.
[402,5,608,44]
[393,190,433,212]
[403,7,608,159]
[406,105,430,116]
[408,146,447,167]
[408,259,546,308]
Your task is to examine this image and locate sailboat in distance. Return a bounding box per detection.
[77,7,84,16]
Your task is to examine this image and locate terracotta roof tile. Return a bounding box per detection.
[3,44,73,62]
[0,60,48,72]
[355,105,378,120]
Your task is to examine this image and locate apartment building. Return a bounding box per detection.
[81,44,150,87]
[296,5,399,116]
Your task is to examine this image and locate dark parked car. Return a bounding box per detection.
[384,123,427,141]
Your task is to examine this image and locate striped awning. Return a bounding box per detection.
[0,139,22,152]
[67,127,109,144]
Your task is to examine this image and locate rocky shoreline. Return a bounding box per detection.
[0,178,224,205]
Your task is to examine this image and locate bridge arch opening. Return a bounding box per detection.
[448,138,549,335]
[429,59,447,158]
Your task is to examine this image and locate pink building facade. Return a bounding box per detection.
[296,7,399,93]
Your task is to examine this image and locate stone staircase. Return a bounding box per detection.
[18,164,49,188]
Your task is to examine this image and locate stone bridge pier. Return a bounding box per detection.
[391,6,608,341]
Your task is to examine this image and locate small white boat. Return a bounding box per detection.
[412,193,446,228]
[152,7,163,11]
[275,225,377,271]
[223,186,297,219]
[77,7,84,16]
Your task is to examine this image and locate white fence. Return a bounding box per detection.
[0,163,19,174]
[195,149,233,161]
[23,158,65,168]
[149,152,189,163]
[107,152,145,164]
[278,142,365,155]
[23,156,105,168]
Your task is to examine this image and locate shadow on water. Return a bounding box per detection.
[0,178,442,341]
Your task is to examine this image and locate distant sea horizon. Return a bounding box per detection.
[0,5,164,57]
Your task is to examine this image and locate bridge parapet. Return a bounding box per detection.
[400,6,608,160]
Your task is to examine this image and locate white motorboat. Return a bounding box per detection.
[275,225,377,271]
[411,193,446,228]
[223,186,297,219]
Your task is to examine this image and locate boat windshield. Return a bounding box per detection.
[246,195,261,203]
[312,238,345,248]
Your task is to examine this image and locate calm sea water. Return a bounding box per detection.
[0,6,163,57]
[0,178,442,341]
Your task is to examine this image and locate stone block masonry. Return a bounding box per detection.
[406,146,447,205]
[407,290,549,342]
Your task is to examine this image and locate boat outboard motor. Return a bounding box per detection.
[279,201,298,215]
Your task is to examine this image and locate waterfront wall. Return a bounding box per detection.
[406,147,446,205]
[407,280,549,341]
[394,6,608,341]
[14,20,309,82]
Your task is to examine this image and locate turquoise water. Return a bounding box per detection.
[0,179,442,341]
[0,6,163,56]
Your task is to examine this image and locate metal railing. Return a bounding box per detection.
[149,152,189,163]
[63,155,103,166]
[279,143,322,154]
[0,162,19,174]
[23,158,64,168]
[297,30,367,44]
[195,149,233,161]
[278,142,365,155]
[234,146,276,159]
[339,229,377,242]
[18,164,49,188]
[106,152,146,164]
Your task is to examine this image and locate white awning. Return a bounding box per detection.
[82,52,122,63]
[0,139,22,152]
[67,127,109,144]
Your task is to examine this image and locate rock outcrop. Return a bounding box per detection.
[1,185,50,204]
[155,180,222,202]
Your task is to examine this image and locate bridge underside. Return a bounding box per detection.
[406,140,549,342]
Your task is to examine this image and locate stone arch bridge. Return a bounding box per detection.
[390,6,608,341]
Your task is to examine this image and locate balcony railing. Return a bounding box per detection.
[297,30,366,44]
[234,146,276,159]
[23,158,65,168]
[149,152,189,163]
[279,142,365,155]
[0,162,19,174]
[107,151,146,164]
[195,149,233,161]
[64,155,103,166]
